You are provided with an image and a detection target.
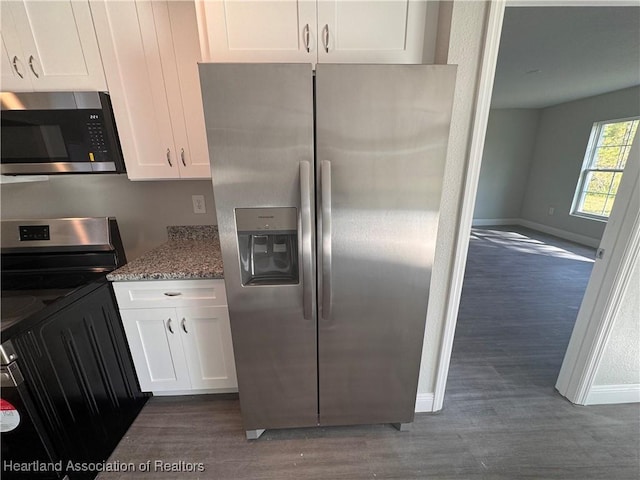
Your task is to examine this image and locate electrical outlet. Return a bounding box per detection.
[192,195,206,214]
[548,207,555,215]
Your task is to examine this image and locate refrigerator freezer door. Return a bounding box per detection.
[315,64,457,426]
[199,63,317,430]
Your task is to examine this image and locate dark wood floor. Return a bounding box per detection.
[98,226,640,480]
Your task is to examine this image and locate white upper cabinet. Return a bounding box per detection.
[91,0,211,180]
[0,1,106,92]
[316,0,427,64]
[165,2,211,179]
[198,0,429,64]
[200,0,316,62]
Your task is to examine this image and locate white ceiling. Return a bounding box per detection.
[491,6,640,109]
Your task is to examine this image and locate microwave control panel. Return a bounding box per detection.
[86,113,108,162]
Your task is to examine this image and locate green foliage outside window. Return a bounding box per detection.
[574,119,638,219]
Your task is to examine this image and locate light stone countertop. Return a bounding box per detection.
[106,225,224,281]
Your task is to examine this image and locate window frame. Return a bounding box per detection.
[571,116,639,222]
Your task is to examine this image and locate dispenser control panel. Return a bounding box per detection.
[235,207,297,233]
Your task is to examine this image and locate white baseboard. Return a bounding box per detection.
[471,217,601,248]
[151,387,238,396]
[518,219,601,248]
[585,384,640,405]
[414,393,435,412]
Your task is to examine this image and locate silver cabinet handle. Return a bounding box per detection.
[163,292,182,297]
[166,148,172,167]
[12,56,23,78]
[303,24,310,53]
[180,148,186,166]
[181,318,188,334]
[321,160,332,319]
[322,24,329,53]
[300,160,313,320]
[166,318,174,334]
[28,55,39,78]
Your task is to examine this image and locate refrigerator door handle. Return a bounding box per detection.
[321,160,332,319]
[300,160,313,320]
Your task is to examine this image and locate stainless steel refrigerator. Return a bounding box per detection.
[199,63,456,438]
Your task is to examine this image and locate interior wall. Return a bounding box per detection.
[421,1,440,63]
[417,0,488,401]
[1,175,216,260]
[473,108,540,220]
[520,86,640,242]
[593,257,640,387]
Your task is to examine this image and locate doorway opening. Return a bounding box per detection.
[446,5,640,406]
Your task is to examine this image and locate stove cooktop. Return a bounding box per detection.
[1,288,78,333]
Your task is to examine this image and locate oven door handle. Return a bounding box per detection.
[1,363,24,387]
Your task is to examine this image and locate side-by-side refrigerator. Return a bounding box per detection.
[199,63,456,438]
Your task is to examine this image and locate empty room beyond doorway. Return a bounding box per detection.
[447,226,595,401]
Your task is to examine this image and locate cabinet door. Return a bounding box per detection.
[7,0,106,91]
[120,309,192,392]
[177,306,237,390]
[156,1,211,178]
[91,0,178,180]
[0,3,32,91]
[316,0,427,64]
[200,0,316,63]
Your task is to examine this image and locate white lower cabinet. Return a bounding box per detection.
[114,280,237,394]
[177,305,237,390]
[120,308,192,392]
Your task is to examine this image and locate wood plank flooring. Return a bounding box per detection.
[98,226,639,480]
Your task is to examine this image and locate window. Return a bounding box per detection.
[572,117,639,220]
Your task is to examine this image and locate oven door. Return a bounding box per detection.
[1,363,62,479]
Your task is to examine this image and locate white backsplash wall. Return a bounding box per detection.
[1,174,216,260]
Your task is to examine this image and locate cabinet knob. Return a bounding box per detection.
[166,318,174,334]
[181,318,188,334]
[181,148,186,167]
[166,148,173,167]
[12,56,24,79]
[163,292,182,297]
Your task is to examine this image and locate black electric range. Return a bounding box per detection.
[1,217,127,339]
[1,218,147,480]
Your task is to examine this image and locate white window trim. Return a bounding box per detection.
[571,116,639,222]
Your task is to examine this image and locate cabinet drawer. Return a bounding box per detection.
[112,279,226,309]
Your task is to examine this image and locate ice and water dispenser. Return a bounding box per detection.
[236,208,298,286]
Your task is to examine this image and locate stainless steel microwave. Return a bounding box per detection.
[0,91,126,175]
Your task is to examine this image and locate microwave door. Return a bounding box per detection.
[2,110,94,174]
